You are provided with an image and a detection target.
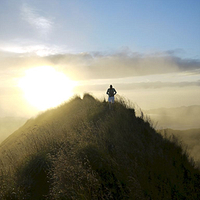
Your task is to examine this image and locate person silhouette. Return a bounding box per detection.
[106,85,117,109]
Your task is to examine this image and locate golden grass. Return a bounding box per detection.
[0,94,199,199]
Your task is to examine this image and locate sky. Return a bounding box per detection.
[0,0,200,117]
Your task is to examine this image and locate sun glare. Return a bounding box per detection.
[18,66,77,111]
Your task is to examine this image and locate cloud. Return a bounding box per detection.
[44,51,200,80]
[74,81,200,92]
[118,81,200,89]
[0,49,199,116]
[0,44,63,56]
[20,3,53,36]
[0,49,200,81]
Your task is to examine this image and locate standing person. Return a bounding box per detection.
[106,85,117,109]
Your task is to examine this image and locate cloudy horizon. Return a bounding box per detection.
[0,0,200,117]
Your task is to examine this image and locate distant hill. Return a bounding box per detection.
[0,95,199,199]
[0,117,27,144]
[145,105,200,130]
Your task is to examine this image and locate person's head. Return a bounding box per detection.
[110,85,112,88]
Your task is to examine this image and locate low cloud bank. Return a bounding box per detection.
[47,51,200,80]
[1,50,200,81]
[0,50,200,116]
[75,81,200,92]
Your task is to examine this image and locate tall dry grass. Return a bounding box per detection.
[0,94,199,199]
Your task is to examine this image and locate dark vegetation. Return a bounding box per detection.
[0,94,199,199]
[159,128,200,168]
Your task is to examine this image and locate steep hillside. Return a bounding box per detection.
[0,94,199,200]
[159,128,200,165]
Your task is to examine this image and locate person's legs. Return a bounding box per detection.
[108,97,114,109]
[111,97,115,109]
[108,97,112,109]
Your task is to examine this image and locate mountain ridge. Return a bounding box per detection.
[0,94,199,199]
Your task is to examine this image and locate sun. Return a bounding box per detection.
[18,66,77,111]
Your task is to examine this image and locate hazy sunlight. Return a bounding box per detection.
[18,66,77,110]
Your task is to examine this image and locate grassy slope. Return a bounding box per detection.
[159,128,200,166]
[0,94,200,200]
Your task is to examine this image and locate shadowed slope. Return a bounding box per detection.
[0,94,199,199]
